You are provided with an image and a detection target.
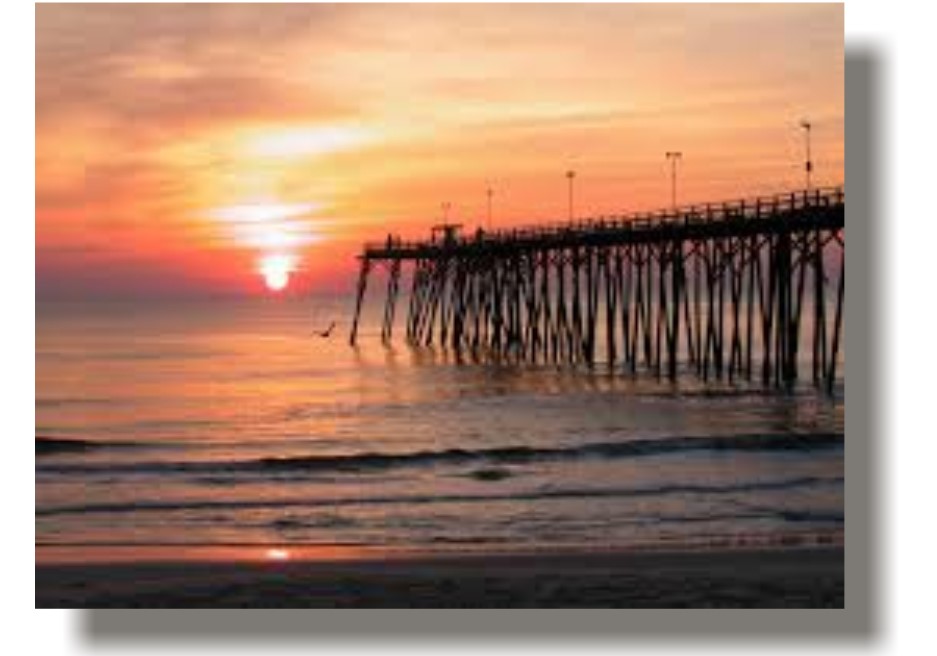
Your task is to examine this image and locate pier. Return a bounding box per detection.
[350,186,844,389]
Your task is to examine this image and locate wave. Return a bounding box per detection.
[35,474,843,518]
[35,431,843,474]
[466,467,514,482]
[36,397,113,409]
[35,436,138,456]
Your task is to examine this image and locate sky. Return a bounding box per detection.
[36,3,844,299]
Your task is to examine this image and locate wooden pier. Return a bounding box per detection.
[350,187,845,389]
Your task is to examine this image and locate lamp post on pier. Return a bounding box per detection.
[486,185,493,231]
[665,151,682,211]
[566,170,576,222]
[800,119,813,195]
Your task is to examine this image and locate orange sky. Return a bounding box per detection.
[36,3,844,299]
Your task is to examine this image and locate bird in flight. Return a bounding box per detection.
[314,321,337,338]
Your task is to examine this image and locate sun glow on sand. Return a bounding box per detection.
[265,548,291,562]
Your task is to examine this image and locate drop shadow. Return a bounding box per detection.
[840,42,887,641]
[76,47,882,643]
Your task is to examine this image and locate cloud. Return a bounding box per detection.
[37,4,358,132]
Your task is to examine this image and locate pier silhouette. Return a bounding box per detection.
[350,187,844,390]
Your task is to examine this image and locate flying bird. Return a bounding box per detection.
[314,321,337,338]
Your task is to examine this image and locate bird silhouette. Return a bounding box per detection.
[314,321,337,338]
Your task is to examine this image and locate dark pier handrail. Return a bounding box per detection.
[360,186,843,260]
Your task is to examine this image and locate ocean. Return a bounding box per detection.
[36,296,844,560]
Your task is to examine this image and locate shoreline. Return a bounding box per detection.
[36,543,844,608]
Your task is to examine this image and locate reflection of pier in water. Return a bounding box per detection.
[350,187,844,390]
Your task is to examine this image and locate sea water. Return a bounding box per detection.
[36,296,843,558]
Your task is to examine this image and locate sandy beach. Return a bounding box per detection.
[36,546,843,608]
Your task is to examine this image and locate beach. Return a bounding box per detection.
[36,546,843,608]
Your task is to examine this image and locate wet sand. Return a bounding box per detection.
[36,546,843,608]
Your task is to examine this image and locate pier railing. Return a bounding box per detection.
[361,187,844,259]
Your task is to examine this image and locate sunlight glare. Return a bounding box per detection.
[259,254,297,292]
[245,126,368,160]
[212,202,317,224]
[212,201,323,263]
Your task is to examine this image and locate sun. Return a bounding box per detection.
[259,254,296,292]
[264,268,289,292]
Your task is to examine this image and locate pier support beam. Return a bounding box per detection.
[381,260,401,344]
[349,259,371,346]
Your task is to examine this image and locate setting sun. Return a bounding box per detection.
[259,254,296,292]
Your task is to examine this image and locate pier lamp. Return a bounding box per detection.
[486,185,494,230]
[800,119,813,195]
[566,170,576,221]
[665,151,682,210]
